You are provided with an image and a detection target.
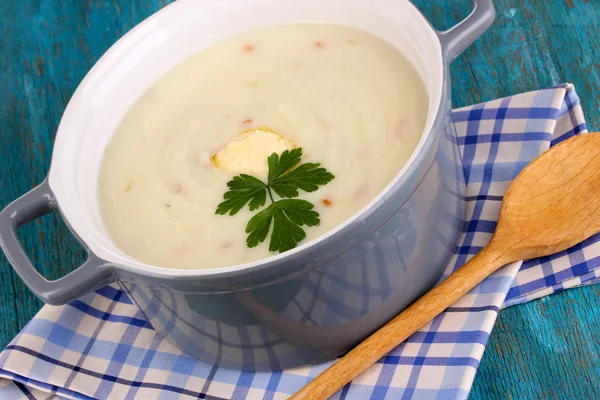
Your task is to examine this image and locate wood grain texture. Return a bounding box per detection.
[0,0,598,399]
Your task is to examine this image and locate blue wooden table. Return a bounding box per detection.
[1,0,599,398]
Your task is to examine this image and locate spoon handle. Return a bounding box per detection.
[291,242,510,400]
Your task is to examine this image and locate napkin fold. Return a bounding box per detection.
[0,84,597,400]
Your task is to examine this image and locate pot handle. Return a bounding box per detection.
[0,180,114,305]
[438,0,496,61]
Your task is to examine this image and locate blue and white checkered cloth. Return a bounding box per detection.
[0,84,597,400]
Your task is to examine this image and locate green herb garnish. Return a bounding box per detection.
[216,148,334,253]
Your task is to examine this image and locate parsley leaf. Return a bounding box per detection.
[245,200,320,253]
[270,200,320,252]
[215,174,267,215]
[216,147,334,253]
[245,204,275,248]
[267,148,303,184]
[271,162,335,198]
[268,148,334,198]
[275,199,320,227]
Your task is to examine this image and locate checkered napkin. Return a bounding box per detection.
[0,84,597,400]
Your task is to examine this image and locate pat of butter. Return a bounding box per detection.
[212,128,295,180]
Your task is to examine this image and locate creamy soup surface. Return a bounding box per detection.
[99,23,428,269]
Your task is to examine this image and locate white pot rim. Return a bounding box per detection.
[44,0,487,279]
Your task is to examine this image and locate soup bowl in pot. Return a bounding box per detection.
[0,0,494,370]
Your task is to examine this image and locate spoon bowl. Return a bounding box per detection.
[494,133,600,261]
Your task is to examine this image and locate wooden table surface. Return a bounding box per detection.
[1,0,599,398]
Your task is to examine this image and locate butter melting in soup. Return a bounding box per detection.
[98,23,428,269]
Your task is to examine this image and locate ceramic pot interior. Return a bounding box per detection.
[48,0,444,274]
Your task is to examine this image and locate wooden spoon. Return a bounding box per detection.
[291,132,600,400]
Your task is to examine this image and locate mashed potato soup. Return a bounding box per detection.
[98,23,428,269]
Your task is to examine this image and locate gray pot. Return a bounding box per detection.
[0,0,494,370]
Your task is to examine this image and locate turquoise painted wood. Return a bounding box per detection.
[0,0,598,398]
